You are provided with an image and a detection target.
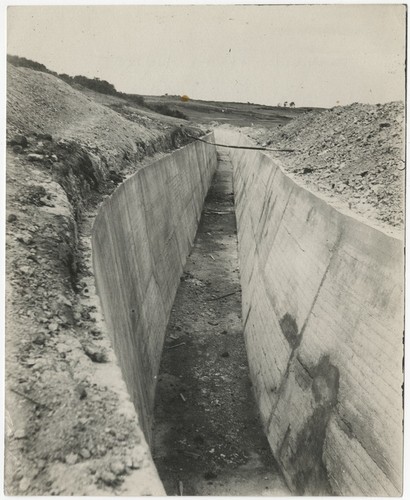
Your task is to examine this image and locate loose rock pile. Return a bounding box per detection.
[246,101,405,230]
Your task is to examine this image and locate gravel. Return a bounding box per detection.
[245,101,405,231]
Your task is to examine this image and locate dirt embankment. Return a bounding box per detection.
[244,101,405,231]
[5,64,206,495]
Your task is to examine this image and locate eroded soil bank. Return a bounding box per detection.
[152,150,289,496]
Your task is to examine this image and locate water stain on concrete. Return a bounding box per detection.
[280,354,340,495]
[312,355,340,407]
[279,313,299,348]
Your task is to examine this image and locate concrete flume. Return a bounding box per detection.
[92,129,403,495]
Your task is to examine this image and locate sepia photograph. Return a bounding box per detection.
[3,3,406,496]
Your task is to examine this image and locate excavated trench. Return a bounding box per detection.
[152,150,288,495]
[92,130,403,496]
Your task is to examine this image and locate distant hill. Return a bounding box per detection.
[142,94,324,128]
[7,54,324,129]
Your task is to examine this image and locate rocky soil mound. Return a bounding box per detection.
[7,65,203,164]
[245,101,405,231]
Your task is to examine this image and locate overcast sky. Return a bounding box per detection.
[7,4,406,108]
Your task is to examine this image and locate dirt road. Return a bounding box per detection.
[152,150,289,495]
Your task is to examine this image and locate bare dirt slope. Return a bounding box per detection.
[243,101,405,231]
[7,65,203,162]
[5,64,205,496]
[77,86,194,129]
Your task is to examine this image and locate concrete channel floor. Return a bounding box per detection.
[152,149,290,496]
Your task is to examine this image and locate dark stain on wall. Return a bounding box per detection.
[279,313,300,349]
[280,354,340,495]
[311,355,340,408]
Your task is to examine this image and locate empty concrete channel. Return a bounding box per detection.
[92,131,403,496]
[152,149,288,495]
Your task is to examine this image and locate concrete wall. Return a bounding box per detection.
[92,134,217,445]
[215,129,404,496]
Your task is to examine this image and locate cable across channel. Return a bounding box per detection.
[185,134,297,153]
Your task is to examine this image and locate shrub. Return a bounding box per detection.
[7,54,145,105]
[146,103,188,120]
[7,54,55,75]
[118,92,145,106]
